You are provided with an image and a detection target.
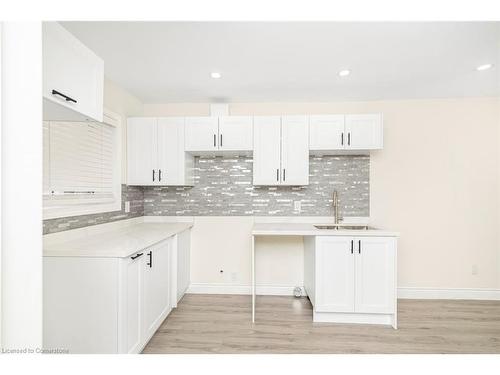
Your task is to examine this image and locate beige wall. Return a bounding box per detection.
[103,78,143,183]
[144,98,500,290]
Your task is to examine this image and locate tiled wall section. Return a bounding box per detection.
[143,155,369,217]
[43,185,144,234]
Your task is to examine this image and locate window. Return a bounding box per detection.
[43,109,122,219]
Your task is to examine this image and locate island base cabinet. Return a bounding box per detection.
[305,236,397,329]
[44,238,175,354]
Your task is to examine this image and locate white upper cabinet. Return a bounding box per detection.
[127,117,193,186]
[253,116,309,186]
[184,117,219,152]
[309,114,383,151]
[43,22,104,122]
[309,115,345,150]
[281,116,309,186]
[253,116,282,185]
[218,116,253,151]
[157,118,194,186]
[345,114,383,150]
[185,116,253,152]
[127,118,157,186]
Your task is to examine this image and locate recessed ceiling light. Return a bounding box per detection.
[338,69,350,77]
[476,64,493,71]
[211,72,222,79]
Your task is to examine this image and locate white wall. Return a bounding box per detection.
[144,98,500,291]
[1,22,43,349]
[103,78,143,183]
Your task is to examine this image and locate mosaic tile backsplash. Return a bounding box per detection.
[43,185,144,234]
[43,155,369,234]
[143,155,369,217]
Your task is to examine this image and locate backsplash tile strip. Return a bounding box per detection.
[43,185,144,234]
[43,155,369,234]
[143,155,369,217]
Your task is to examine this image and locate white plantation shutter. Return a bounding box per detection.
[43,116,118,210]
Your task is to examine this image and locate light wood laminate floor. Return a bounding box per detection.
[142,294,500,354]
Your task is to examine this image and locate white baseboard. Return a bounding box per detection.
[187,283,307,296]
[187,283,500,300]
[397,287,500,300]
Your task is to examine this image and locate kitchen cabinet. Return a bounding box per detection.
[309,114,383,151]
[44,236,181,354]
[127,117,194,186]
[43,22,104,122]
[184,116,253,152]
[304,235,397,328]
[253,116,309,186]
[142,240,172,343]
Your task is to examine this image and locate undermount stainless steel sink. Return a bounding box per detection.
[314,225,370,230]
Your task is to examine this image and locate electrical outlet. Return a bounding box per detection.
[124,201,130,213]
[294,200,302,213]
[231,272,238,282]
[472,265,478,275]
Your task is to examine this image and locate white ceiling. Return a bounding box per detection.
[61,22,500,103]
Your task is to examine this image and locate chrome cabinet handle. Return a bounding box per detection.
[152,169,155,182]
[348,132,351,146]
[341,132,344,146]
[358,240,361,254]
[159,169,162,182]
[220,134,223,147]
[351,240,354,254]
[283,169,286,181]
[276,169,279,182]
[214,134,216,147]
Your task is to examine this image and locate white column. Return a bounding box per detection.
[1,21,43,350]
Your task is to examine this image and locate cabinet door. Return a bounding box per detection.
[121,253,144,354]
[354,237,396,314]
[315,237,355,313]
[309,115,345,150]
[281,116,309,186]
[218,116,253,151]
[142,241,171,342]
[43,22,104,122]
[253,116,282,185]
[127,118,157,185]
[184,117,219,151]
[345,114,383,150]
[157,117,186,185]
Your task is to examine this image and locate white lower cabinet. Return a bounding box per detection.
[304,235,397,328]
[44,232,191,354]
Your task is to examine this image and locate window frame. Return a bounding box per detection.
[43,108,122,220]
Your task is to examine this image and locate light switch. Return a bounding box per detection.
[124,201,130,213]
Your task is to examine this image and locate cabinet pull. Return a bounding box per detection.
[152,169,155,182]
[159,169,162,182]
[214,134,216,147]
[276,169,279,182]
[147,251,153,268]
[220,134,223,147]
[131,252,143,260]
[351,240,354,254]
[283,169,286,181]
[51,89,77,104]
[341,132,344,146]
[358,240,361,254]
[348,132,351,146]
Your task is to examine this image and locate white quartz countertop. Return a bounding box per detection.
[43,222,193,258]
[252,223,399,237]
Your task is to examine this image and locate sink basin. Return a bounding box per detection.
[314,225,370,230]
